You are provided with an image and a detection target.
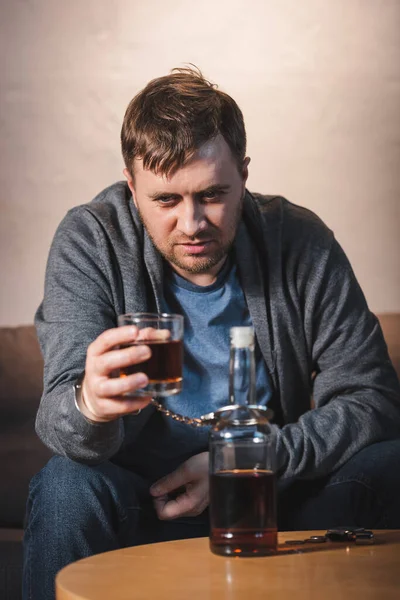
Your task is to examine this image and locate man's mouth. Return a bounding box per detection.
[177,240,214,254]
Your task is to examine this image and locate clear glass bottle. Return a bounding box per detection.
[209,326,277,556]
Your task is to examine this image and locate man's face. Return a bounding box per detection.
[124,135,250,284]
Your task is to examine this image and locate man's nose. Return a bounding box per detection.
[177,200,207,237]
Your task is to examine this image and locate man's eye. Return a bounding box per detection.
[157,196,175,204]
[202,190,219,201]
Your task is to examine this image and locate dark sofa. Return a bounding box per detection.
[0,316,399,599]
[0,326,52,599]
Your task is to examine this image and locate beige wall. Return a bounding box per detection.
[1,0,399,326]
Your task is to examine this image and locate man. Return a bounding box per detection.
[23,68,400,600]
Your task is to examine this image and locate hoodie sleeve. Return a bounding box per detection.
[35,207,124,464]
[275,236,400,479]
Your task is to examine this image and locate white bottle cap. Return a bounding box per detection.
[230,326,255,348]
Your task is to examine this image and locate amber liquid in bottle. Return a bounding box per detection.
[209,469,277,556]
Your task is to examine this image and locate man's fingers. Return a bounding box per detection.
[81,325,162,422]
[153,484,209,520]
[150,464,189,497]
[95,344,151,376]
[150,453,210,520]
[153,492,194,520]
[94,397,152,420]
[137,327,171,342]
[81,387,152,421]
[88,325,139,357]
[103,396,152,416]
[96,372,149,398]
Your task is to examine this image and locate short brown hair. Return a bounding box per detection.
[121,66,246,177]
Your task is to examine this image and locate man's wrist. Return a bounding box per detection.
[73,376,143,422]
[73,379,103,424]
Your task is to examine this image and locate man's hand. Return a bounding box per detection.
[150,452,209,520]
[80,325,155,423]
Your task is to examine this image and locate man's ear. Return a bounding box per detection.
[242,156,251,184]
[123,168,137,207]
[240,157,251,200]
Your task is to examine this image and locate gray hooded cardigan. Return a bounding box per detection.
[34,182,400,481]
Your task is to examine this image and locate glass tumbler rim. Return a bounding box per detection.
[118,312,184,324]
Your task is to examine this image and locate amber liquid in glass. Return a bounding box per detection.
[209,469,277,556]
[120,339,182,383]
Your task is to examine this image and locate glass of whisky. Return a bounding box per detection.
[117,313,184,397]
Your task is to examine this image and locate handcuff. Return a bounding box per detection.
[285,528,374,546]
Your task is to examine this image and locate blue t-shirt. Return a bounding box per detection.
[162,257,272,420]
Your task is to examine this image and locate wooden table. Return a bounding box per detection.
[56,531,400,600]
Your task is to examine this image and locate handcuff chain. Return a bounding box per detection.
[150,398,208,427]
[150,399,273,428]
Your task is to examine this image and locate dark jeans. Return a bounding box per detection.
[23,439,400,600]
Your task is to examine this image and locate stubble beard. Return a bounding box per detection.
[167,239,231,274]
[137,199,243,276]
